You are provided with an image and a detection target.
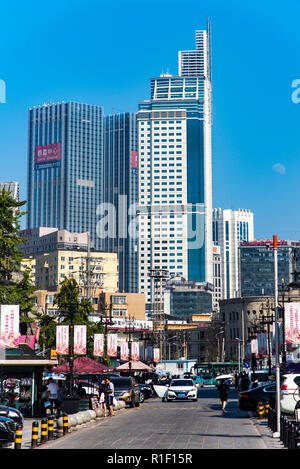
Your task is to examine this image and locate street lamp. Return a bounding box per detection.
[216,330,224,362]
[235,338,241,374]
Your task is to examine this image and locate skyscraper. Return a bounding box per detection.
[212,208,254,299]
[103,112,138,293]
[26,101,104,250]
[137,27,213,304]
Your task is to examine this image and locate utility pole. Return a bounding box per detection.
[149,268,169,361]
[273,235,281,438]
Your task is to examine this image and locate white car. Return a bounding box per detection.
[280,373,300,415]
[162,379,198,402]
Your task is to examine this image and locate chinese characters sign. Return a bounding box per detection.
[56,325,69,355]
[120,341,129,361]
[94,334,104,357]
[74,325,86,355]
[0,305,20,348]
[35,143,61,164]
[131,342,139,361]
[285,302,300,344]
[153,348,160,363]
[107,334,117,357]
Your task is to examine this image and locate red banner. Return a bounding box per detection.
[107,334,117,357]
[153,348,160,363]
[120,341,129,361]
[94,334,104,357]
[74,325,86,355]
[131,342,139,361]
[56,325,69,355]
[0,305,20,348]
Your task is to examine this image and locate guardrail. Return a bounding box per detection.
[14,399,126,449]
[267,407,300,449]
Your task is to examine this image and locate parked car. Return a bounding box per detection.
[138,383,154,402]
[238,383,276,411]
[280,373,300,415]
[111,377,141,407]
[0,416,16,447]
[0,406,24,427]
[162,379,198,402]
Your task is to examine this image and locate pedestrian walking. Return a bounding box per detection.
[47,378,59,414]
[57,381,65,414]
[105,377,115,417]
[218,379,229,413]
[99,379,107,416]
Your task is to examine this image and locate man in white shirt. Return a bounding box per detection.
[47,378,59,414]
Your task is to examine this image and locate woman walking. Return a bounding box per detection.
[218,379,229,413]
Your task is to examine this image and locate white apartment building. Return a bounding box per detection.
[213,208,254,300]
[137,28,213,305]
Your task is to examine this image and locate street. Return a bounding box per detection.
[35,387,281,450]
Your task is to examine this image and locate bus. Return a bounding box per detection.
[192,362,240,386]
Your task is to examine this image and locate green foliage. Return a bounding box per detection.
[0,188,27,282]
[30,278,107,353]
[0,189,37,337]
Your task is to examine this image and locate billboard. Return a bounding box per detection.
[284,302,300,344]
[35,143,61,164]
[131,151,137,169]
[56,325,69,355]
[94,333,104,357]
[74,325,87,355]
[0,305,20,348]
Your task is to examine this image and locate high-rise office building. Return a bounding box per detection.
[103,112,138,293]
[239,240,300,297]
[137,27,213,304]
[26,101,103,250]
[212,208,254,299]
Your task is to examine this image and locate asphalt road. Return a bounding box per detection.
[37,387,273,450]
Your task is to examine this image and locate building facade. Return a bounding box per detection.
[0,181,19,200]
[26,101,104,250]
[164,275,213,320]
[239,240,300,297]
[212,245,222,310]
[213,208,254,299]
[23,249,118,294]
[103,113,138,293]
[137,28,213,304]
[19,227,89,255]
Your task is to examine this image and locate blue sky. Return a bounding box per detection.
[0,0,300,238]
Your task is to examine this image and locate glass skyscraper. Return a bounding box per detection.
[26,101,104,251]
[103,112,138,293]
[137,28,213,303]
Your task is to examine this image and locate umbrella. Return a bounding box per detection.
[215,374,233,380]
[115,360,153,371]
[52,356,113,374]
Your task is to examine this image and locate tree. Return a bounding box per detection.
[0,188,26,285]
[54,278,105,357]
[0,189,37,340]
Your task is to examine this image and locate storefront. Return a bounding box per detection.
[0,344,58,417]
